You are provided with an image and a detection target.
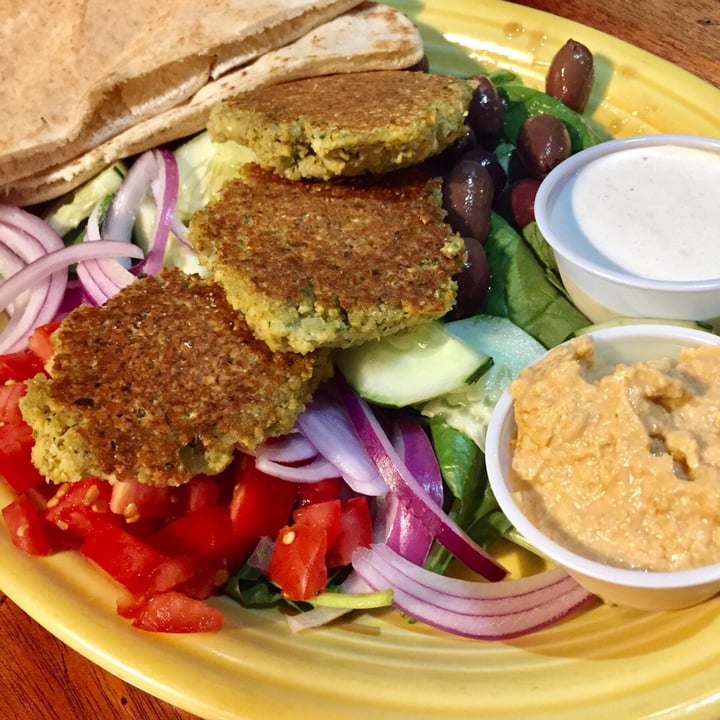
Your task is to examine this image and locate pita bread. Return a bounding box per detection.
[4,3,424,206]
[0,0,364,187]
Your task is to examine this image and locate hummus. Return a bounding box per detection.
[509,335,720,571]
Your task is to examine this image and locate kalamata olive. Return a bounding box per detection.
[461,147,508,199]
[516,114,571,180]
[442,159,494,244]
[498,177,542,229]
[546,39,595,112]
[467,76,505,149]
[447,237,491,320]
[432,123,477,172]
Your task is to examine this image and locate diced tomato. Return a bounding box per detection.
[131,591,223,633]
[0,379,45,493]
[0,350,45,383]
[116,591,148,619]
[183,474,220,513]
[0,422,45,492]
[1,493,50,556]
[81,522,193,595]
[229,460,298,561]
[45,479,115,537]
[326,496,373,568]
[296,477,343,507]
[292,499,341,548]
[27,319,62,364]
[0,381,27,426]
[148,503,245,598]
[109,479,183,522]
[268,524,328,601]
[149,503,239,564]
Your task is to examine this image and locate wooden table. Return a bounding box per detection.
[1,2,718,719]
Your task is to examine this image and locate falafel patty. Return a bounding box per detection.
[189,164,465,354]
[208,70,477,180]
[20,268,332,486]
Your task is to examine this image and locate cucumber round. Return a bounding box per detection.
[335,322,492,407]
[422,315,546,451]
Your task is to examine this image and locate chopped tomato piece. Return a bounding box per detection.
[229,460,297,561]
[0,422,45,492]
[27,319,62,364]
[292,499,341,548]
[1,493,50,556]
[149,503,239,565]
[81,522,192,595]
[131,591,223,633]
[109,479,183,522]
[269,524,328,601]
[326,496,373,568]
[0,350,45,383]
[45,479,115,537]
[148,503,243,598]
[183,474,220,513]
[0,381,27,427]
[296,478,343,506]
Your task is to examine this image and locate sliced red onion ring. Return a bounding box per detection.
[137,149,179,276]
[0,206,67,352]
[352,543,594,639]
[382,417,444,564]
[75,149,182,304]
[295,393,387,496]
[255,433,318,464]
[338,377,507,581]
[0,241,145,312]
[254,455,341,483]
[102,151,158,245]
[0,240,144,352]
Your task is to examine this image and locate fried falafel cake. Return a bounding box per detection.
[189,165,465,354]
[20,268,332,486]
[208,70,477,180]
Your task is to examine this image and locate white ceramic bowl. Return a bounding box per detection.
[485,324,720,611]
[534,134,720,329]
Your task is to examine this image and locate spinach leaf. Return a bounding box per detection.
[483,213,590,348]
[425,417,511,575]
[497,84,609,152]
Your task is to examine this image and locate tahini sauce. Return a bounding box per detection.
[550,144,720,281]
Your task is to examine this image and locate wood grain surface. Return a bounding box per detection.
[1,2,718,720]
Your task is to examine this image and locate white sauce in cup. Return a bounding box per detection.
[546,143,720,282]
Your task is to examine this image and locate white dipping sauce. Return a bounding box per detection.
[550,144,720,281]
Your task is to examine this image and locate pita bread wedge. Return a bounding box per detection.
[0,0,364,189]
[4,3,424,207]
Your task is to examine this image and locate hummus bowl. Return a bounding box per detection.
[533,134,720,329]
[485,323,720,612]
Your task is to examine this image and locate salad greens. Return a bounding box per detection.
[483,213,590,348]
[425,418,511,575]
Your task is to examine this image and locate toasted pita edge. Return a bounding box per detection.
[4,3,424,207]
[0,0,364,187]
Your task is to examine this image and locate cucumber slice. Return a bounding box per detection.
[569,317,714,338]
[335,322,492,408]
[422,315,546,451]
[43,162,126,237]
[173,131,255,221]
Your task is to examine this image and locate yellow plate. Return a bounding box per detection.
[2,2,720,719]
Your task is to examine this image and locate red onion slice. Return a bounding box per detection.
[254,455,341,483]
[338,377,507,581]
[255,433,318,464]
[352,544,594,639]
[382,417,444,564]
[295,393,387,496]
